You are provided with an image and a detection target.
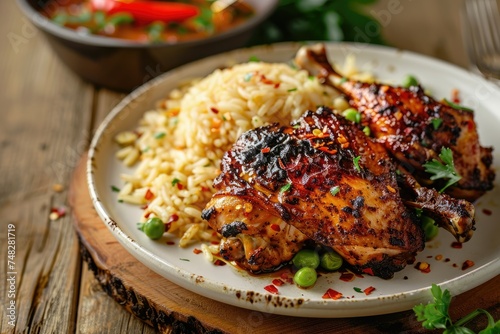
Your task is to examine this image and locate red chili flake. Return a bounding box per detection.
[211,241,219,245]
[193,248,202,254]
[261,147,271,153]
[451,242,463,249]
[404,127,413,136]
[274,83,280,88]
[214,259,226,266]
[144,212,152,218]
[280,272,293,284]
[140,204,148,210]
[362,268,374,276]
[462,259,475,270]
[272,279,285,286]
[166,241,175,245]
[264,284,279,294]
[467,120,475,131]
[363,286,376,295]
[145,189,154,200]
[201,186,210,192]
[277,157,286,169]
[50,206,67,218]
[168,214,179,224]
[482,208,492,216]
[210,107,219,114]
[318,146,338,154]
[322,288,343,300]
[415,262,431,273]
[177,183,184,190]
[451,88,461,103]
[339,272,355,282]
[270,224,281,232]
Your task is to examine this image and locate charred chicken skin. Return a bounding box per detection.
[202,107,425,278]
[295,44,495,203]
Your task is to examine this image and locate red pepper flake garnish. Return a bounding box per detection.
[318,146,338,154]
[277,158,286,169]
[363,286,376,295]
[451,88,461,103]
[451,241,463,249]
[168,214,179,223]
[211,241,219,245]
[264,284,279,294]
[210,107,219,114]
[467,120,475,131]
[462,259,475,270]
[140,204,148,210]
[193,248,202,254]
[144,211,152,218]
[339,272,355,282]
[270,224,281,232]
[274,82,280,89]
[362,268,374,276]
[482,208,492,216]
[49,206,67,220]
[166,241,175,245]
[272,279,285,286]
[145,189,154,200]
[322,288,343,300]
[201,186,210,192]
[177,183,184,190]
[214,259,226,266]
[261,147,270,153]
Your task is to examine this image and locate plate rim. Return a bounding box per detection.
[87,41,500,318]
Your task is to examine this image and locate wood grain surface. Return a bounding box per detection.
[0,0,498,333]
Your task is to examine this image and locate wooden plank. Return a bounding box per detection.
[0,1,94,333]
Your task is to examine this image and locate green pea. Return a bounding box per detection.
[142,217,166,240]
[402,74,419,88]
[293,267,317,288]
[421,215,439,241]
[320,251,343,271]
[342,108,361,123]
[292,249,320,269]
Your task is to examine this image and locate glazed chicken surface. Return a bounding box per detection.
[202,107,425,279]
[295,44,495,203]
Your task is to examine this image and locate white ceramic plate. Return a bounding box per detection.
[87,42,500,318]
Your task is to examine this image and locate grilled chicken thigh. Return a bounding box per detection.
[295,44,495,202]
[203,107,425,278]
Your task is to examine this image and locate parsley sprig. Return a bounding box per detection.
[423,147,462,193]
[414,284,500,333]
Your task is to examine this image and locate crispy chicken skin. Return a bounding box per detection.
[295,44,495,202]
[203,107,425,278]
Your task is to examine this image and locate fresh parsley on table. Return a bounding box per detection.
[414,284,500,334]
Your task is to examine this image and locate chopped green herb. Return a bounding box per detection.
[154,132,166,139]
[171,178,180,187]
[287,88,298,92]
[414,284,500,332]
[179,258,190,261]
[431,118,443,130]
[222,115,227,121]
[293,124,301,129]
[423,147,462,193]
[280,183,292,193]
[118,199,124,203]
[339,77,348,84]
[51,13,68,25]
[111,185,120,192]
[142,146,150,153]
[402,74,419,88]
[443,99,474,113]
[308,75,315,81]
[330,186,340,196]
[353,156,361,172]
[342,108,361,123]
[107,13,134,26]
[137,222,144,231]
[248,55,260,62]
[353,287,363,293]
[362,126,371,136]
[147,22,165,42]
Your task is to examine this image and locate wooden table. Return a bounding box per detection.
[1,0,498,333]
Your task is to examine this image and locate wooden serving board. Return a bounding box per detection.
[70,154,499,334]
